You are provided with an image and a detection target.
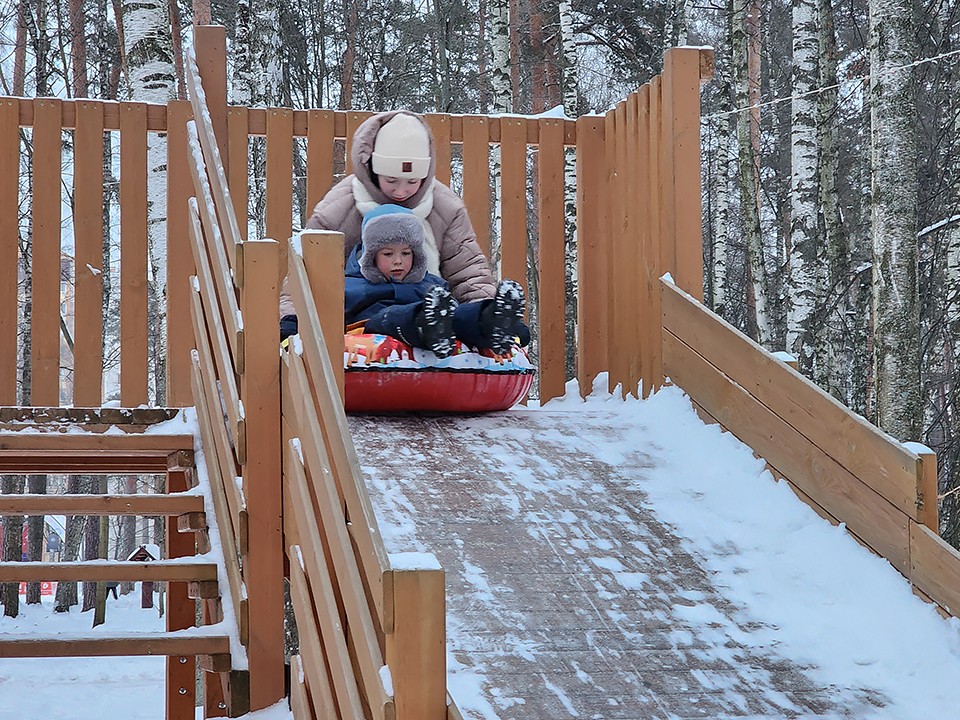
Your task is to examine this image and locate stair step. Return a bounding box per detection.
[0,560,219,583]
[0,493,204,516]
[0,632,230,659]
[0,433,195,473]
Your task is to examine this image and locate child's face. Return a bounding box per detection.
[375,243,414,281]
[378,176,423,202]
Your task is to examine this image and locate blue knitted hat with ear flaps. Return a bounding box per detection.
[359,204,428,283]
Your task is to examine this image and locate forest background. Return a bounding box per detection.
[1,0,959,613]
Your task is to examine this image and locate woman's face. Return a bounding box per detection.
[378,176,423,202]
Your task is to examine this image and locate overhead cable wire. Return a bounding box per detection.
[701,46,960,122]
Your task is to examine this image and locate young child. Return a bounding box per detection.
[345,204,528,358]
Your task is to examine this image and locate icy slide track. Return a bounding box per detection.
[353,382,960,720]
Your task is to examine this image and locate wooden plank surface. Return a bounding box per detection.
[0,99,18,405]
[238,239,285,709]
[662,47,705,301]
[73,100,105,407]
[345,112,372,165]
[287,548,345,720]
[0,634,229,658]
[604,106,623,395]
[0,433,193,452]
[638,84,658,398]
[288,655,317,720]
[165,99,194,407]
[227,106,249,242]
[425,113,451,186]
[0,452,183,474]
[285,351,389,702]
[285,250,390,629]
[646,79,664,396]
[31,98,62,406]
[186,126,244,369]
[167,465,198,720]
[536,118,566,404]
[120,102,149,406]
[189,352,249,647]
[662,329,911,575]
[499,117,527,289]
[575,115,607,397]
[461,116,491,258]
[306,110,335,220]
[660,279,922,518]
[0,560,217,582]
[298,232,345,400]
[266,108,294,252]
[624,92,643,394]
[0,493,203,515]
[910,522,960,616]
[286,446,375,720]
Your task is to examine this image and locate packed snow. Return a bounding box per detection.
[1,378,960,718]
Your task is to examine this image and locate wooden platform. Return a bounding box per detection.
[351,411,888,719]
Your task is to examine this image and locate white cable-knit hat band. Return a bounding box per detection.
[371,114,431,180]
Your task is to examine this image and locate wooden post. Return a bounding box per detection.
[386,556,446,720]
[661,47,713,302]
[239,239,285,709]
[773,351,799,371]
[166,465,196,720]
[575,116,607,398]
[647,78,664,398]
[193,25,228,177]
[908,443,939,534]
[298,230,345,401]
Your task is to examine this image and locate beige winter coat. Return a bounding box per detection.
[279,110,496,318]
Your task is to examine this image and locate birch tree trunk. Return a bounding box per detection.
[869,0,921,440]
[489,0,511,112]
[732,0,771,344]
[787,0,821,374]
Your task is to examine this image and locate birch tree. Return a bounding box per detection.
[559,0,578,379]
[489,0,511,112]
[787,0,821,374]
[869,0,921,440]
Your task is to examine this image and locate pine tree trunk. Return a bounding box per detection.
[1,475,25,617]
[341,0,357,109]
[68,0,89,96]
[54,476,85,612]
[787,0,820,373]
[869,0,921,440]
[25,474,46,604]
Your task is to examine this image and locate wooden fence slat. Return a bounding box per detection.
[500,117,527,289]
[165,99,194,407]
[299,232,345,399]
[186,122,244,371]
[662,47,705,301]
[167,468,198,720]
[0,560,217,583]
[188,284,246,549]
[425,114,451,186]
[536,119,566,404]
[186,197,246,463]
[0,99,18,405]
[238,239,285,710]
[306,110,335,222]
[638,85,657,398]
[910,522,960,616]
[287,543,358,720]
[31,99,62,406]
[284,349,391,708]
[227,107,249,242]
[119,102,149,407]
[288,655,321,720]
[660,279,922,517]
[461,116,491,258]
[284,444,372,718]
[625,93,643,394]
[266,108,294,290]
[661,328,912,574]
[189,351,249,647]
[73,101,104,408]
[346,112,372,166]
[646,79,663,396]
[603,107,621,395]
[286,248,391,629]
[574,115,607,397]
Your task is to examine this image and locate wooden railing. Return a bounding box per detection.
[659,276,960,616]
[185,28,284,713]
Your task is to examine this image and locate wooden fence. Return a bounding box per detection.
[660,276,960,616]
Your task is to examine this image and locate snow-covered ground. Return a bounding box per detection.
[1,380,960,718]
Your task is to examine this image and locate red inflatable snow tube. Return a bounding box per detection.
[342,333,535,413]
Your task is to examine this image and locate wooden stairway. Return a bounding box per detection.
[0,408,245,718]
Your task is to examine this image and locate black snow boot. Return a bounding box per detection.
[415,286,458,358]
[480,279,526,355]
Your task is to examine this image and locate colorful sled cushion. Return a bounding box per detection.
[343,333,535,413]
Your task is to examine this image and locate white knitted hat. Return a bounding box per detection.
[371,114,431,180]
